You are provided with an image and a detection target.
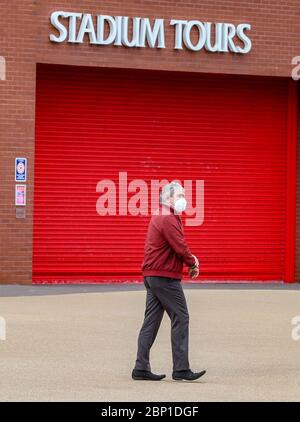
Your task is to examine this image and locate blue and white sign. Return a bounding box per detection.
[15,158,27,182]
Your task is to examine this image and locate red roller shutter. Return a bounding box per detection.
[33,64,289,283]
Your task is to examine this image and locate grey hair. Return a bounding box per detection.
[160,181,184,204]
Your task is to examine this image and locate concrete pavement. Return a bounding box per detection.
[0,284,299,401]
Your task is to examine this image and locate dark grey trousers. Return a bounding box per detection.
[134,276,190,372]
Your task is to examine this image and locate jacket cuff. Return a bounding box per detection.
[185,254,196,267]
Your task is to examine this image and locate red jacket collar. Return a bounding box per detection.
[160,203,174,214]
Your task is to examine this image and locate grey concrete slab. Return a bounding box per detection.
[0,286,300,401]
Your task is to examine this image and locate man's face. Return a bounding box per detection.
[170,187,185,208]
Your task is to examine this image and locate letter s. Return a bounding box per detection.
[236,23,252,54]
[50,11,68,43]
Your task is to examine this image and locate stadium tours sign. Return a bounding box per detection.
[49,11,252,54]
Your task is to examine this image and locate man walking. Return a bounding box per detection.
[132,181,206,381]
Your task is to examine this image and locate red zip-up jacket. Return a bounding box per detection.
[142,204,196,280]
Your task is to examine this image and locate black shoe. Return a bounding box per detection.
[172,369,206,381]
[132,369,166,381]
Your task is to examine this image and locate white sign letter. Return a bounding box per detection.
[170,20,187,49]
[183,20,206,52]
[205,22,223,52]
[68,12,83,43]
[77,13,97,44]
[122,17,141,47]
[97,15,117,45]
[139,18,165,48]
[50,11,69,42]
[236,23,252,54]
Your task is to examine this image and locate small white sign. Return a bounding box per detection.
[15,184,26,206]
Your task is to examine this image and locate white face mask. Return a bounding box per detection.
[174,198,187,213]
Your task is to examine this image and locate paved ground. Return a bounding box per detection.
[0,283,300,401]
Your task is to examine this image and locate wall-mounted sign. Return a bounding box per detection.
[15,157,27,182]
[15,185,26,206]
[16,207,26,219]
[50,11,252,54]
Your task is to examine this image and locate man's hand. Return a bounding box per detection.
[192,255,199,267]
[189,255,200,279]
[188,266,199,279]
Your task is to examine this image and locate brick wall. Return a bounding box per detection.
[0,0,300,283]
[36,0,300,77]
[0,1,36,284]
